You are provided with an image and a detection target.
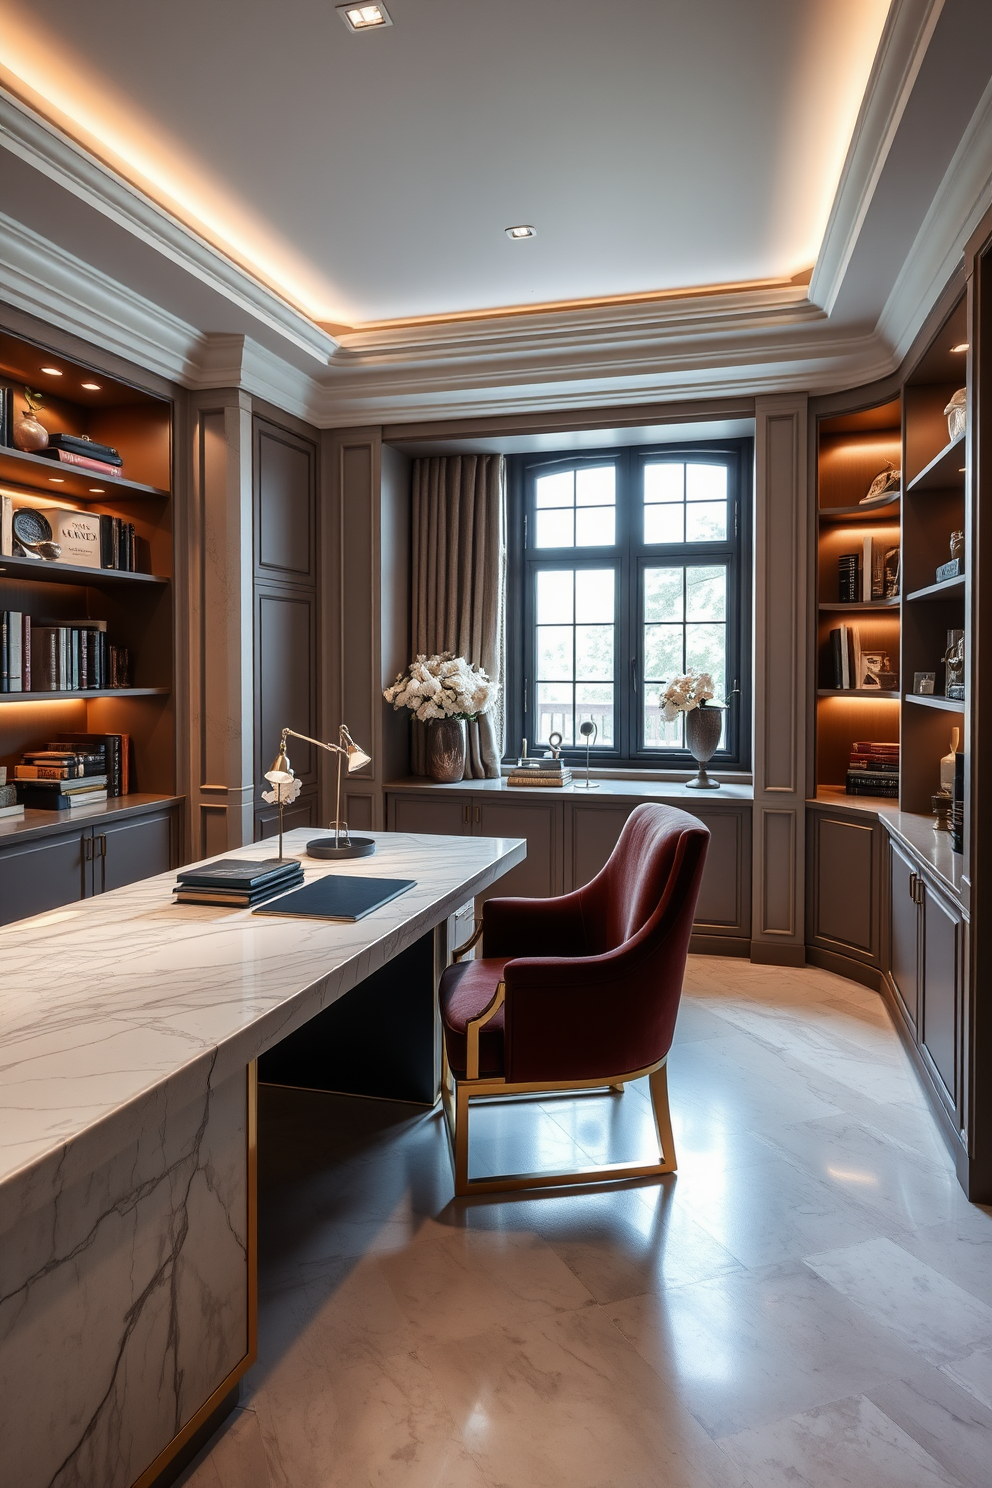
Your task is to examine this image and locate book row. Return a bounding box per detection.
[0,612,131,692]
[826,624,898,691]
[838,539,900,602]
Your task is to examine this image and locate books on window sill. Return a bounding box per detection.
[507,759,573,787]
[1,495,140,572]
[846,740,899,798]
[172,857,304,907]
[0,611,131,691]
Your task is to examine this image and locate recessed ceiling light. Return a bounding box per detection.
[81,382,102,391]
[505,225,536,240]
[88,487,105,494]
[337,3,391,31]
[48,477,64,483]
[40,366,62,376]
[951,343,969,353]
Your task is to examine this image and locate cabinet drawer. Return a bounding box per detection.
[0,831,87,925]
[389,794,470,837]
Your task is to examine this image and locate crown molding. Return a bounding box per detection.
[0,83,338,365]
[809,0,945,315]
[190,334,319,424]
[879,71,992,362]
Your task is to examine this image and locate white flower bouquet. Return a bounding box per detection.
[659,669,717,721]
[383,652,495,722]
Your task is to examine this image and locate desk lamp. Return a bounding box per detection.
[266,725,375,859]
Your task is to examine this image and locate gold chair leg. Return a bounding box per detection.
[454,1082,471,1196]
[648,1062,677,1173]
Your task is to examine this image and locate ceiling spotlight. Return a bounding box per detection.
[337,3,391,30]
[40,366,62,376]
[48,477,64,483]
[88,487,105,494]
[505,225,536,240]
[951,343,969,353]
[81,382,102,391]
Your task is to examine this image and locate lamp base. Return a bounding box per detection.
[306,836,376,860]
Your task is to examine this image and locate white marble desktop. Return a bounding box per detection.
[0,828,524,1206]
[0,828,525,1488]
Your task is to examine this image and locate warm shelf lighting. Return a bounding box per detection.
[505,225,536,240]
[951,343,969,353]
[40,366,62,376]
[81,382,102,391]
[337,3,391,30]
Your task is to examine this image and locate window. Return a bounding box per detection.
[507,440,751,766]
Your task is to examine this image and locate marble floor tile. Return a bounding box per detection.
[180,957,991,1488]
[866,1356,992,1488]
[609,1263,918,1437]
[420,1304,753,1488]
[720,1394,963,1488]
[805,1236,992,1363]
[939,1347,992,1412]
[176,1407,271,1488]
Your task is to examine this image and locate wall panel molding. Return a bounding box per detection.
[752,394,808,956]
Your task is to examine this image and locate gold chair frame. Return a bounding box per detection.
[441,929,677,1197]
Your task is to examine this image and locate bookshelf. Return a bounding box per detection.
[814,396,902,794]
[0,326,177,808]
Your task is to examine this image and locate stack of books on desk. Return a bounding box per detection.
[506,758,573,788]
[846,740,899,798]
[14,746,108,809]
[173,857,304,907]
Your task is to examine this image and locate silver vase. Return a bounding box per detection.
[426,717,467,783]
[684,704,723,790]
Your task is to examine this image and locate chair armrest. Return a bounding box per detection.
[481,889,588,958]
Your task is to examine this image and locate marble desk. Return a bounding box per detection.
[0,828,525,1488]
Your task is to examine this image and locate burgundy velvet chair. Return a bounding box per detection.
[439,802,709,1195]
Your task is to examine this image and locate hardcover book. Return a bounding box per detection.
[176,858,303,891]
[252,875,416,922]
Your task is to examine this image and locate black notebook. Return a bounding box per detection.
[252,874,415,922]
[177,857,300,890]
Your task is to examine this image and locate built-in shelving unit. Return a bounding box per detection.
[0,327,176,811]
[904,692,965,713]
[814,397,902,792]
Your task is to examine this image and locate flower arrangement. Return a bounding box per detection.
[383,652,495,722]
[659,669,717,721]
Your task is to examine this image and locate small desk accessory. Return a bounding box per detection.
[576,720,599,788]
[266,723,374,859]
[253,874,415,921]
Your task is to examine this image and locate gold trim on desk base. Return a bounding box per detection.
[131,1061,258,1488]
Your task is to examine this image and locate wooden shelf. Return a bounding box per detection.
[0,446,170,502]
[906,432,965,493]
[904,692,965,712]
[818,600,900,612]
[818,497,900,524]
[0,554,168,588]
[818,689,900,699]
[0,687,170,704]
[905,576,965,602]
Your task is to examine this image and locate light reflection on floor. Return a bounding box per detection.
[177,955,992,1488]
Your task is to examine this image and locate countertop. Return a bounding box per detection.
[0,828,525,1216]
[0,792,182,844]
[385,776,754,803]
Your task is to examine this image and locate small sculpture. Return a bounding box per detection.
[860,463,900,505]
[945,388,967,442]
[943,629,965,700]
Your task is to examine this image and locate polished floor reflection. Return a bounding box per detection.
[177,957,992,1488]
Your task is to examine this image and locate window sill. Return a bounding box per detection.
[385,775,754,802]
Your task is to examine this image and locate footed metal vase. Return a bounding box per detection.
[684,704,723,789]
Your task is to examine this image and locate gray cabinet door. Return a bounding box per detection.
[921,881,963,1114]
[94,810,175,894]
[568,802,634,889]
[807,811,880,964]
[389,795,471,838]
[473,797,561,903]
[0,830,88,926]
[889,839,920,1029]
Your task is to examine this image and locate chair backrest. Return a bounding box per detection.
[578,802,707,956]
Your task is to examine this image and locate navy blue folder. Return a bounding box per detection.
[252,874,415,922]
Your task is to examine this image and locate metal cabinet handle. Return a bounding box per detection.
[909,871,918,902]
[914,874,925,905]
[99,834,107,859]
[463,803,470,825]
[83,836,93,862]
[474,804,481,825]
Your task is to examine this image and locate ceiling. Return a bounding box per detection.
[0,0,889,326]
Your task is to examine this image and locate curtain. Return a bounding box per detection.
[409,454,506,778]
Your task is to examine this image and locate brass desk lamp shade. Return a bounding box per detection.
[265,725,375,859]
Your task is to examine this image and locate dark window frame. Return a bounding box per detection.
[504,438,752,768]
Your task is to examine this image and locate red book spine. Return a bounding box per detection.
[52,450,122,477]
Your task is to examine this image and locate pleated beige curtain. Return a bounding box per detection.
[409,454,506,778]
